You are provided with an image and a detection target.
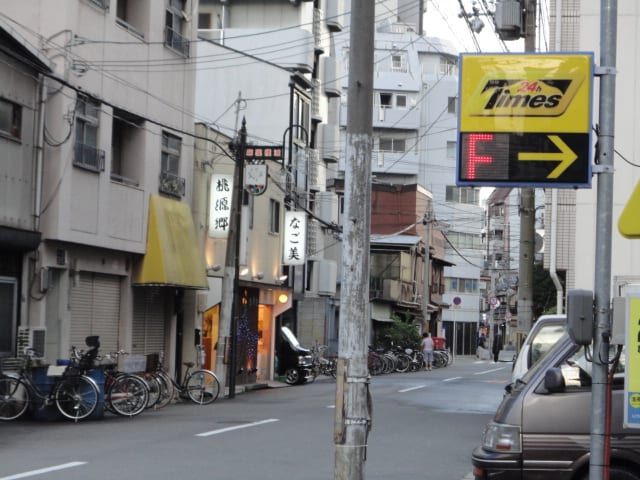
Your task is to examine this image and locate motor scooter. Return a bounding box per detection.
[275,326,313,385]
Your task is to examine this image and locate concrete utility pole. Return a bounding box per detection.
[590,2,617,478]
[216,117,247,399]
[333,1,374,478]
[516,0,537,336]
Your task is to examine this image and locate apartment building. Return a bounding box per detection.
[2,0,205,377]
[195,0,344,375]
[333,3,485,354]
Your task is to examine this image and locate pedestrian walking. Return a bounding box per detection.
[421,332,434,371]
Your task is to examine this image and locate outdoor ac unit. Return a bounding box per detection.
[17,326,46,358]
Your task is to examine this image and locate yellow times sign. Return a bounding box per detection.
[626,296,640,428]
[459,54,593,134]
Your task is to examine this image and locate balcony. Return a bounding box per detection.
[159,171,185,198]
[370,277,421,305]
[73,143,105,173]
[164,26,190,57]
[339,104,420,130]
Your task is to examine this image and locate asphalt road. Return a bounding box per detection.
[0,356,510,480]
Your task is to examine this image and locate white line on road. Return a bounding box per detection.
[196,418,279,437]
[443,376,463,382]
[0,462,87,480]
[474,367,505,375]
[398,385,427,393]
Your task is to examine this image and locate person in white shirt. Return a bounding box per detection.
[421,332,434,371]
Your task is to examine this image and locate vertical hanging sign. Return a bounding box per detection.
[208,174,233,238]
[283,211,306,266]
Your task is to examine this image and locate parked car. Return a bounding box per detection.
[511,314,567,382]
[472,332,640,480]
[275,326,313,385]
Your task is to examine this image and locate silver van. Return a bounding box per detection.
[511,314,567,382]
[471,333,640,480]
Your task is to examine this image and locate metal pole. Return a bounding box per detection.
[334,1,374,478]
[516,0,537,336]
[591,1,617,478]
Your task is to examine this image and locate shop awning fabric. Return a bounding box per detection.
[133,195,208,289]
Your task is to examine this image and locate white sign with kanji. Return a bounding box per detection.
[283,211,306,266]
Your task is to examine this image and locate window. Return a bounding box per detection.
[111,109,143,186]
[446,141,456,159]
[116,0,145,38]
[447,96,456,114]
[446,276,479,293]
[160,131,185,197]
[88,0,110,10]
[0,98,22,140]
[391,53,407,72]
[379,93,392,108]
[379,137,406,153]
[293,90,310,143]
[446,186,480,205]
[440,56,457,76]
[165,0,189,56]
[74,94,104,172]
[269,199,280,234]
[198,13,211,29]
[396,95,407,108]
[447,231,484,250]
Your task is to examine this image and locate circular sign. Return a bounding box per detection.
[453,297,462,306]
[489,296,498,306]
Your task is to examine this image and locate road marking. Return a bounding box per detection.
[398,385,427,393]
[196,418,279,437]
[0,462,87,480]
[327,405,335,409]
[443,376,463,382]
[474,367,505,375]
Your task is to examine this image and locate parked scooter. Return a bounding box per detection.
[275,326,313,385]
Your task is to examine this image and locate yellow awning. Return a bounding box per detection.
[133,195,208,289]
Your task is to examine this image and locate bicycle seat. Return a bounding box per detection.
[183,361,195,368]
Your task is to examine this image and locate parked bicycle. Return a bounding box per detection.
[0,347,99,422]
[309,343,336,381]
[70,336,151,418]
[148,347,220,408]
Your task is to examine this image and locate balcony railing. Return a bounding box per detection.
[73,143,105,172]
[164,26,190,57]
[159,171,186,198]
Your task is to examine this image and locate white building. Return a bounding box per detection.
[2,0,205,377]
[334,1,485,353]
[548,1,640,298]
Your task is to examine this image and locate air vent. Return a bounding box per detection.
[17,326,46,358]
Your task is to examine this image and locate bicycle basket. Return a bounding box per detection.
[0,357,26,375]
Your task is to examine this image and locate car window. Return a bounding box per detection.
[558,344,625,391]
[530,324,566,366]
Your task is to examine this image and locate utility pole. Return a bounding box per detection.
[216,117,247,399]
[516,0,536,336]
[591,2,617,478]
[333,1,374,478]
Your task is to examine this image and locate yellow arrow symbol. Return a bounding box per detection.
[518,135,577,178]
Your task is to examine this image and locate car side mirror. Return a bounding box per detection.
[544,367,565,393]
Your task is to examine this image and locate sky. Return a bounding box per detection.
[424,0,525,54]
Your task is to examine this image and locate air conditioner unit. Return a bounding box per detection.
[17,326,46,358]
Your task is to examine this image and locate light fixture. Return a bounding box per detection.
[253,272,264,280]
[278,293,289,304]
[239,265,249,276]
[278,274,288,282]
[207,264,222,272]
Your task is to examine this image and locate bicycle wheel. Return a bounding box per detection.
[107,374,149,416]
[138,374,160,409]
[395,354,411,373]
[185,369,220,405]
[153,371,175,409]
[0,376,29,420]
[55,375,99,421]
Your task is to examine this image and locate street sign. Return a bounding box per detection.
[619,181,640,238]
[457,53,594,188]
[244,145,283,162]
[625,295,640,428]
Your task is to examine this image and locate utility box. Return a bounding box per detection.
[567,289,594,346]
[495,0,523,40]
